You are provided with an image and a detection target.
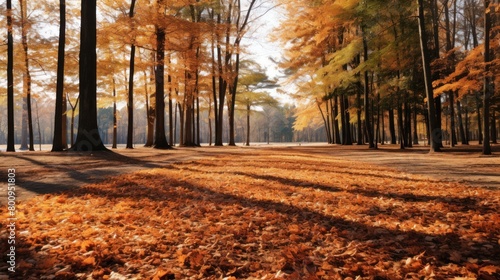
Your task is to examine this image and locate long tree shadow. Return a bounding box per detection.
[63,172,499,277]
[174,161,494,215]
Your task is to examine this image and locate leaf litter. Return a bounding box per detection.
[1,152,499,279]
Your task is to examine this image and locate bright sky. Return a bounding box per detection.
[241,1,293,104]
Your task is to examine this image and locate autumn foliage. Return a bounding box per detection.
[1,149,499,279]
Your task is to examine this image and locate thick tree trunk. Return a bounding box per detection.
[72,0,107,151]
[418,0,441,152]
[52,0,66,152]
[6,0,15,152]
[153,11,170,149]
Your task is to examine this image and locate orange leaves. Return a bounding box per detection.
[2,150,500,279]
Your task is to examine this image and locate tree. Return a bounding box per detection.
[153,0,171,149]
[235,61,278,146]
[6,0,15,152]
[52,0,66,152]
[126,0,137,149]
[482,0,492,155]
[72,0,107,151]
[418,0,441,152]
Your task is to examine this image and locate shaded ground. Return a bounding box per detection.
[0,144,499,279]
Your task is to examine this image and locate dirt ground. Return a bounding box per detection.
[0,143,499,204]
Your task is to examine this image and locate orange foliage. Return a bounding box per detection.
[1,153,499,279]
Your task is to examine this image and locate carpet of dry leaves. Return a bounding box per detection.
[1,150,500,279]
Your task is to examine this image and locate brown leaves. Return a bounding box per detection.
[1,152,499,279]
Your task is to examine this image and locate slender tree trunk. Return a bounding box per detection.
[52,0,66,151]
[126,0,137,149]
[457,99,468,144]
[491,110,497,144]
[333,96,341,144]
[144,65,155,147]
[72,0,106,151]
[397,98,405,149]
[356,82,363,145]
[476,91,483,144]
[20,99,28,150]
[246,103,251,146]
[325,99,333,144]
[413,99,419,145]
[68,95,79,147]
[20,0,34,151]
[381,105,386,145]
[362,29,374,148]
[112,78,117,149]
[482,0,492,155]
[228,51,240,146]
[418,0,441,152]
[389,107,396,144]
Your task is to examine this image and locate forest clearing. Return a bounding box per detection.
[1,144,499,279]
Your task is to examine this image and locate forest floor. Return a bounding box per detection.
[0,143,499,279]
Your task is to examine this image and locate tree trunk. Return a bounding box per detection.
[246,103,251,146]
[475,91,483,144]
[112,78,117,149]
[72,0,107,151]
[491,110,497,144]
[418,0,441,152]
[482,0,492,155]
[333,96,341,144]
[389,108,396,144]
[362,29,374,148]
[52,0,66,152]
[20,0,34,151]
[153,4,170,149]
[397,99,405,149]
[20,99,28,150]
[126,0,137,149]
[457,99,468,144]
[6,0,15,152]
[325,99,333,144]
[356,82,363,145]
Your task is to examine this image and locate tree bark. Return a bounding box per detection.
[482,0,492,155]
[362,29,374,148]
[6,0,15,152]
[418,0,441,152]
[52,0,66,152]
[126,0,137,149]
[112,78,117,149]
[72,0,107,151]
[153,3,171,149]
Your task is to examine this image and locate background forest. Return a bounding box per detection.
[0,0,499,153]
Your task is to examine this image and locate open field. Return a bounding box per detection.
[0,144,499,279]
